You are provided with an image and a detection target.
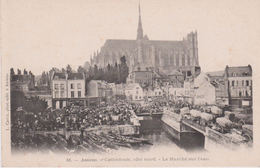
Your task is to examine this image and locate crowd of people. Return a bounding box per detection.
[11,102,137,134]
[11,97,219,135]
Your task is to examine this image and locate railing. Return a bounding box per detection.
[206,128,244,150]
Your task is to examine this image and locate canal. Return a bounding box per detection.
[138,117,206,153]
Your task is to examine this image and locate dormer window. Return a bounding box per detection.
[244,71,248,76]
[232,72,237,77]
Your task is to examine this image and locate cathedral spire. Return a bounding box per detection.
[137,0,143,40]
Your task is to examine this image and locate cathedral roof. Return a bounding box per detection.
[101,39,187,52]
[103,39,137,50]
[150,40,187,51]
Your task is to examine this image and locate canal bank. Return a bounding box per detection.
[138,115,205,152]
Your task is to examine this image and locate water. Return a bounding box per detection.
[138,117,206,153]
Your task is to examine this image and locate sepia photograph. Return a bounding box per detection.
[1,0,260,167]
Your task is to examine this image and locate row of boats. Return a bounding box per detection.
[11,132,153,154]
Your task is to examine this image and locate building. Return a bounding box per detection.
[194,71,210,89]
[115,83,127,95]
[194,80,216,105]
[207,71,229,106]
[11,72,35,93]
[86,80,108,98]
[153,87,163,98]
[127,63,154,86]
[167,69,185,82]
[125,83,143,101]
[25,90,52,107]
[90,3,200,77]
[51,72,85,109]
[224,65,252,109]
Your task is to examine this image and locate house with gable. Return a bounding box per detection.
[125,83,143,101]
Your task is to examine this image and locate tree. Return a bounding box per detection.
[77,66,85,74]
[10,68,15,75]
[61,68,66,73]
[94,65,98,79]
[119,56,129,83]
[66,64,72,73]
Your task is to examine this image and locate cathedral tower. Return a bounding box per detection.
[137,1,143,64]
[136,1,143,40]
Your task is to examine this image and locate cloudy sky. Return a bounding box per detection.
[2,0,260,75]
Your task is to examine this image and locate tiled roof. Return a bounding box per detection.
[226,65,252,77]
[125,83,139,90]
[52,72,84,80]
[53,73,66,80]
[167,69,184,76]
[68,73,84,80]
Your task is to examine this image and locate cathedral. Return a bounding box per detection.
[90,3,200,77]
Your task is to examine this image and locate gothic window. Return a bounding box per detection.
[187,55,190,66]
[182,55,185,66]
[176,54,179,66]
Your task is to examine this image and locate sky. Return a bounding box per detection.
[2,0,260,75]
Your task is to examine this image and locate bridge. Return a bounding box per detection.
[136,112,163,117]
[180,118,249,152]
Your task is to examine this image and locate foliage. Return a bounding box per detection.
[86,56,129,84]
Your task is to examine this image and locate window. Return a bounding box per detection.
[55,84,59,90]
[244,71,248,76]
[135,96,138,99]
[71,91,74,98]
[60,84,64,90]
[159,92,161,95]
[246,80,249,86]
[77,83,81,89]
[232,72,237,77]
[136,87,139,89]
[139,96,141,99]
[232,81,235,86]
[78,91,81,97]
[71,84,74,89]
[60,91,65,98]
[54,91,59,98]
[136,91,138,94]
[242,80,244,86]
[155,92,157,95]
